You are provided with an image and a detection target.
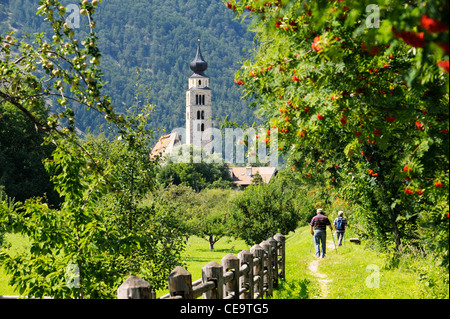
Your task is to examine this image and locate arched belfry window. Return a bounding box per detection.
[195,94,205,105]
[201,111,205,119]
[201,123,205,132]
[197,110,201,120]
[199,80,202,86]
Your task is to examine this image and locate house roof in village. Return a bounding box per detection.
[229,166,278,186]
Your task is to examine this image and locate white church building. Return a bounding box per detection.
[150,40,277,187]
[151,40,212,159]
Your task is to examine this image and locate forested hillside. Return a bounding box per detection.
[0,0,256,135]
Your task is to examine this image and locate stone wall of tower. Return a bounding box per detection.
[186,75,212,154]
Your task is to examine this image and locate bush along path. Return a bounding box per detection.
[271,226,449,299]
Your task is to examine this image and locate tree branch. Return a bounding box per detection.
[0,90,49,132]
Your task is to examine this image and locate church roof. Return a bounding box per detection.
[189,73,209,79]
[189,39,208,76]
[187,86,211,91]
[150,132,182,160]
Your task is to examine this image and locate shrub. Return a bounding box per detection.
[231,178,300,245]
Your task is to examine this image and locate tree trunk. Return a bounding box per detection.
[388,208,402,253]
[209,235,215,251]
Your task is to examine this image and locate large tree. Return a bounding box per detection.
[227,0,448,263]
[0,1,185,298]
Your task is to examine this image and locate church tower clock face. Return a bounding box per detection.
[186,40,212,154]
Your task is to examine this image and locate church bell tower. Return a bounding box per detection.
[186,40,212,154]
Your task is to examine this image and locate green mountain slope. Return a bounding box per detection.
[0,0,256,135]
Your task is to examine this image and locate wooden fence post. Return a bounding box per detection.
[274,233,286,281]
[222,253,240,299]
[238,250,254,299]
[168,266,193,299]
[118,234,287,300]
[117,275,154,299]
[202,262,224,299]
[250,244,264,299]
[260,240,273,297]
[268,237,279,288]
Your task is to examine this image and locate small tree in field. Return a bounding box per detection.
[231,177,300,245]
[189,188,237,251]
[147,185,236,251]
[251,171,264,185]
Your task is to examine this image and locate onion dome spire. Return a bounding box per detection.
[189,39,208,75]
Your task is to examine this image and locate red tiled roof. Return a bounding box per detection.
[229,166,277,185]
[150,132,180,160]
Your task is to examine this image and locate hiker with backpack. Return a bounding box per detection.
[310,208,333,258]
[333,211,348,246]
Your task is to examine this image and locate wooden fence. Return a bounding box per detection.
[117,233,286,299]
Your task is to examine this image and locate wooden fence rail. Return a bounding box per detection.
[117,233,286,299]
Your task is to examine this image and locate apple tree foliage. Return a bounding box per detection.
[231,177,301,245]
[0,0,185,298]
[227,0,448,265]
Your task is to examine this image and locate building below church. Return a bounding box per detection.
[228,166,278,189]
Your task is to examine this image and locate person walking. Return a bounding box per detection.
[310,208,333,258]
[333,211,347,247]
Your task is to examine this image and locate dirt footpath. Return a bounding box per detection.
[307,239,335,298]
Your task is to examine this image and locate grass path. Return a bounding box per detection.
[273,226,434,299]
[307,237,340,298]
[308,258,332,298]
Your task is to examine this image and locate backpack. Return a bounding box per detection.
[336,217,345,230]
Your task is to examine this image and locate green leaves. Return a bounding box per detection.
[231,178,300,245]
[1,1,187,298]
[229,0,448,261]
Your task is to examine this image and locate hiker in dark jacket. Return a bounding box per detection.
[333,211,347,247]
[310,209,333,258]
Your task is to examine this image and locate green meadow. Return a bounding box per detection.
[174,226,448,299]
[1,226,448,298]
[273,227,448,299]
[0,233,31,295]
